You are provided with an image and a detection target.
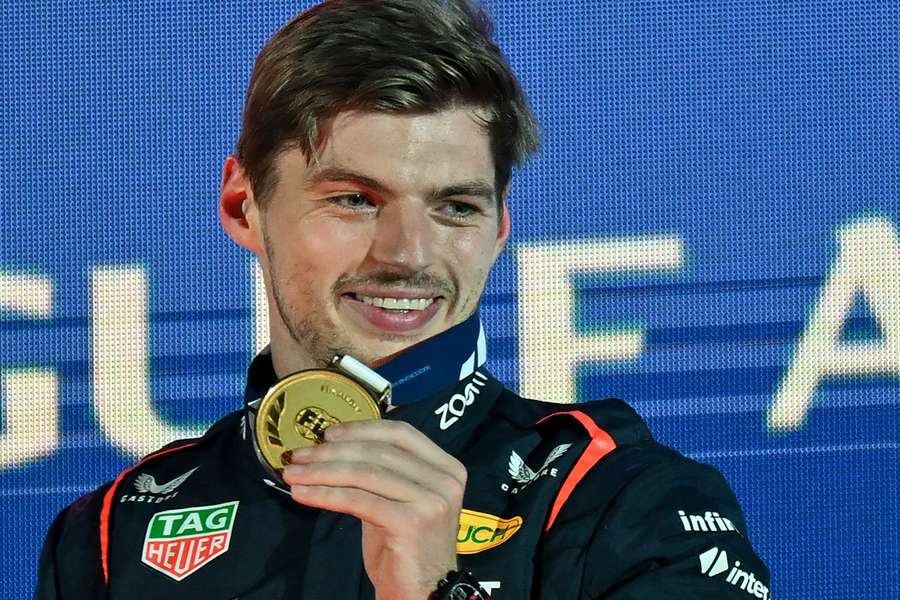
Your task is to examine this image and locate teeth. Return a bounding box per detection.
[357,295,435,311]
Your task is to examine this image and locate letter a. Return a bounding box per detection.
[769,218,900,430]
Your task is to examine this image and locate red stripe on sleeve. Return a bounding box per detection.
[99,442,199,584]
[538,410,617,532]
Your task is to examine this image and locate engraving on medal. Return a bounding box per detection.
[295,406,340,443]
[320,384,363,414]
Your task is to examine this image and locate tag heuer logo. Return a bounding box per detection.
[142,501,239,581]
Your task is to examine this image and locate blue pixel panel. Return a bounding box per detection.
[2,2,898,598]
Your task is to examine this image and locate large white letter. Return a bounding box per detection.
[769,218,900,430]
[92,265,207,457]
[517,237,684,402]
[0,270,59,469]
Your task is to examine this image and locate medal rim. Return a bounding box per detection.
[254,368,382,471]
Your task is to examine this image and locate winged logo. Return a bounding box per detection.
[507,443,572,485]
[134,467,199,495]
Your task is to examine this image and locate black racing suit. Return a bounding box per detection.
[37,350,771,599]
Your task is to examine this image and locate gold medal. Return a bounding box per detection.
[251,355,391,476]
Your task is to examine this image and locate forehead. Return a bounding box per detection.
[303,108,496,190]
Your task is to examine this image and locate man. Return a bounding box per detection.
[37,1,770,598]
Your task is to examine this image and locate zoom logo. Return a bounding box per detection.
[435,371,488,430]
[699,547,770,599]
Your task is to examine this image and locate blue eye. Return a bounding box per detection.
[441,202,478,219]
[330,194,375,210]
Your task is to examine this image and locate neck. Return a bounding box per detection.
[268,327,318,379]
[252,312,487,407]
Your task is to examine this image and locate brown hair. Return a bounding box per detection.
[235,0,540,206]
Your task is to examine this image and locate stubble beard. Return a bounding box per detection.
[263,227,488,369]
[264,230,352,369]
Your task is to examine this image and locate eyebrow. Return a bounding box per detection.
[305,166,496,204]
[305,166,393,195]
[431,182,496,203]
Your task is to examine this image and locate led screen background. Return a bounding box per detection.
[2,1,898,598]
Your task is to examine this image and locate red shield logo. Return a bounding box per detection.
[141,501,238,581]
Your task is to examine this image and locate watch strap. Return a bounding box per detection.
[428,570,492,600]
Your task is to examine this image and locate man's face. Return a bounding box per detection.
[247,109,510,370]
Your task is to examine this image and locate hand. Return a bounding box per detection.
[282,420,466,600]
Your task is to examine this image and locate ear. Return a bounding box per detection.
[493,184,512,260]
[219,155,263,255]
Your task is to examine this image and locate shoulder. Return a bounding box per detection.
[532,401,770,598]
[36,482,112,598]
[37,410,246,596]
[579,449,771,597]
[492,388,654,446]
[530,396,750,538]
[117,410,245,485]
[41,410,244,554]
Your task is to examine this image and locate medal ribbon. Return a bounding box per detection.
[244,311,487,408]
[373,311,487,406]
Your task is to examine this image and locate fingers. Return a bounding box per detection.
[318,420,467,482]
[289,440,453,491]
[289,483,459,535]
[283,440,466,507]
[282,421,467,525]
[285,458,461,504]
[289,484,402,528]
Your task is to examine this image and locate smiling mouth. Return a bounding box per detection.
[341,292,444,334]
[352,294,436,311]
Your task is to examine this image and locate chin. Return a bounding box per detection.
[351,334,425,364]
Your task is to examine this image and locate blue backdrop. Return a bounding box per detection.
[3,1,899,598]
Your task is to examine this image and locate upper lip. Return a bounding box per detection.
[343,289,443,300]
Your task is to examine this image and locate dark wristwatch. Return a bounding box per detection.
[428,570,492,600]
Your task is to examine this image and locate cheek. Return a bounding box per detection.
[446,228,497,266]
[443,228,498,289]
[271,218,371,285]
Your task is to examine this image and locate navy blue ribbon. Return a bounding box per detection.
[374,311,486,406]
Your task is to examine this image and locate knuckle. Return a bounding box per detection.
[437,472,463,496]
[393,420,418,437]
[450,476,467,499]
[423,490,453,517]
[451,460,467,484]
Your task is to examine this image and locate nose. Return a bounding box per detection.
[368,201,433,271]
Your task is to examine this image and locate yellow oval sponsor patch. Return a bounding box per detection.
[456,508,523,554]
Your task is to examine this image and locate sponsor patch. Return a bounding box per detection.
[501,443,572,493]
[121,467,199,505]
[141,501,239,581]
[699,547,770,599]
[456,508,522,554]
[435,371,488,430]
[679,510,741,534]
